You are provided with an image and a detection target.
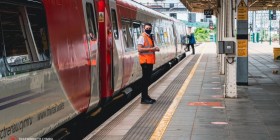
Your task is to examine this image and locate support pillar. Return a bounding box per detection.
[236,0,248,85]
[217,6,225,75]
[223,0,237,98]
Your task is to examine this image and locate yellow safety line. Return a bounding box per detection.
[150,45,206,140]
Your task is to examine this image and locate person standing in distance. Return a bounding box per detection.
[187,27,196,54]
[137,23,160,104]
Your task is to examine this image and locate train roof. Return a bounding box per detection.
[118,0,179,22]
[0,0,42,6]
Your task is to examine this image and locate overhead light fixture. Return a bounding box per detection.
[266,3,273,7]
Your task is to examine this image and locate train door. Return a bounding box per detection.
[172,23,178,56]
[82,0,99,110]
[109,0,124,93]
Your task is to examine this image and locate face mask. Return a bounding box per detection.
[145,29,152,34]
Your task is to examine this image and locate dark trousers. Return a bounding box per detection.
[184,44,189,51]
[188,44,195,54]
[140,64,153,99]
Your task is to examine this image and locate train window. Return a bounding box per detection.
[121,20,134,51]
[1,6,30,64]
[132,22,141,48]
[111,9,119,39]
[0,4,50,67]
[0,3,50,73]
[85,2,97,40]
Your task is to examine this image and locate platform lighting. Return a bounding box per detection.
[266,3,273,7]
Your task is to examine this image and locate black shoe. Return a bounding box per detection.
[141,98,154,104]
[147,96,156,103]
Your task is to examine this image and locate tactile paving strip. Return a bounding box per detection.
[122,55,200,140]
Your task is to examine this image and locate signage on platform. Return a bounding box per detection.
[237,40,248,57]
[237,0,248,20]
[204,9,213,15]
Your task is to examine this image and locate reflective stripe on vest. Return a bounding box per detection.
[139,33,155,64]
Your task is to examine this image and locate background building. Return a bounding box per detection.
[132,0,212,23]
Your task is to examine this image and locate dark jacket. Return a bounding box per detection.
[187,33,196,45]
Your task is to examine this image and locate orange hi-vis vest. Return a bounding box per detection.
[139,33,155,64]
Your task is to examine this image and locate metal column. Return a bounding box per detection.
[217,0,237,98]
[236,0,248,85]
[224,0,237,98]
[217,9,225,75]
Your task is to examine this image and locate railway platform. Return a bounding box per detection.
[84,42,280,140]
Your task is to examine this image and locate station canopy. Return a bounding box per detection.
[180,0,280,13]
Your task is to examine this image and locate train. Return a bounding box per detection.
[0,0,187,139]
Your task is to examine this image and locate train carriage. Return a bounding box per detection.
[107,0,187,95]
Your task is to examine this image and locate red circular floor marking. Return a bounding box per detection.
[188,102,222,107]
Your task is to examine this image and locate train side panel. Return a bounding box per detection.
[44,0,91,113]
[0,1,71,139]
[0,0,100,139]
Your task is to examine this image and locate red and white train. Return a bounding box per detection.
[0,0,186,139]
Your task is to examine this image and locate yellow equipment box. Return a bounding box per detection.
[274,47,280,61]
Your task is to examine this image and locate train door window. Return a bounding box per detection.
[168,28,174,46]
[132,22,141,48]
[0,2,50,74]
[159,27,165,46]
[163,28,168,46]
[141,23,145,32]
[154,27,161,46]
[121,20,134,51]
[0,25,3,57]
[85,2,98,41]
[111,9,119,39]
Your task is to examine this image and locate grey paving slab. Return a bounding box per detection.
[229,125,268,134]
[164,128,192,137]
[191,135,230,140]
[162,136,191,140]
[169,117,196,126]
[229,134,271,140]
[192,128,229,135]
